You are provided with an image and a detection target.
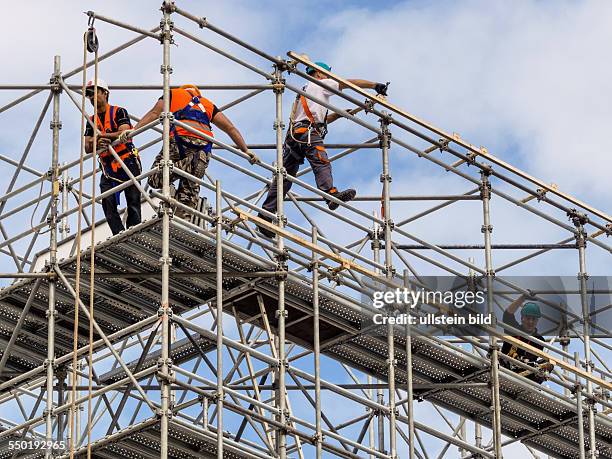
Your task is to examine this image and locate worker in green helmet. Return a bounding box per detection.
[256,60,389,239]
[501,294,554,383]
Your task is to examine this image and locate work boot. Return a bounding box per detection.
[256,213,276,239]
[326,188,356,210]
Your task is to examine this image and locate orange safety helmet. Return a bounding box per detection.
[180,84,201,97]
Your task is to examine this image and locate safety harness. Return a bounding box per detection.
[289,88,328,146]
[92,105,139,182]
[171,94,214,167]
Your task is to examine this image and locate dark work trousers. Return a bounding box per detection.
[99,155,142,235]
[262,126,333,214]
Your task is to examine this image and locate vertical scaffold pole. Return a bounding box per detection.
[403,269,415,459]
[371,214,385,453]
[215,180,224,458]
[468,258,481,459]
[159,2,174,458]
[56,367,66,448]
[380,114,397,458]
[480,170,503,458]
[574,352,586,459]
[273,62,288,459]
[311,227,322,457]
[46,55,61,459]
[475,410,482,452]
[60,165,70,239]
[572,213,598,459]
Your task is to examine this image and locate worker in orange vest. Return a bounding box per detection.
[257,61,389,238]
[127,84,256,221]
[84,78,142,235]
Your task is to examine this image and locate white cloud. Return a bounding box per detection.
[307,0,612,207]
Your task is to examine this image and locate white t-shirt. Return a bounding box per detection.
[293,78,341,124]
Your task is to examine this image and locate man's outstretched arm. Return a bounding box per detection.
[212,112,259,164]
[341,79,389,96]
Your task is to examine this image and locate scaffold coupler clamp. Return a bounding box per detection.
[161,0,176,14]
[534,187,547,202]
[479,176,492,200]
[275,247,289,271]
[363,98,375,114]
[156,407,174,420]
[594,387,610,404]
[157,158,174,175]
[380,172,393,184]
[274,268,288,281]
[158,255,173,268]
[272,77,286,94]
[567,208,588,228]
[370,237,381,251]
[157,356,174,373]
[161,110,175,122]
[329,260,351,277]
[275,310,288,323]
[273,213,287,228]
[227,213,245,231]
[159,19,175,45]
[273,119,286,132]
[434,137,449,154]
[311,432,324,445]
[284,58,298,74]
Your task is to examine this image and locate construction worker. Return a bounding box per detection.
[256,61,389,238]
[501,294,553,383]
[126,84,256,220]
[84,79,142,236]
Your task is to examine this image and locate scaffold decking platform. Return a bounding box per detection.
[0,2,610,458]
[0,218,610,458]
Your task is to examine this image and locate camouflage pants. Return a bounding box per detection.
[148,137,210,214]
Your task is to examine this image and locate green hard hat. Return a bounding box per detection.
[521,301,542,318]
[306,61,331,75]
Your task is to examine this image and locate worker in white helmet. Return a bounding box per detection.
[84,78,142,235]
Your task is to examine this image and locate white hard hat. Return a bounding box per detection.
[85,78,109,92]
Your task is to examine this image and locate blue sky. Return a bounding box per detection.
[0,1,610,457]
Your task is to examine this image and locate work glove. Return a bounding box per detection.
[117,129,134,144]
[96,137,111,149]
[246,150,260,165]
[374,82,390,97]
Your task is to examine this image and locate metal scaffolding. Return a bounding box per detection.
[0,2,611,458]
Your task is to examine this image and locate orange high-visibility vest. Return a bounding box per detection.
[169,88,215,143]
[91,104,134,159]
